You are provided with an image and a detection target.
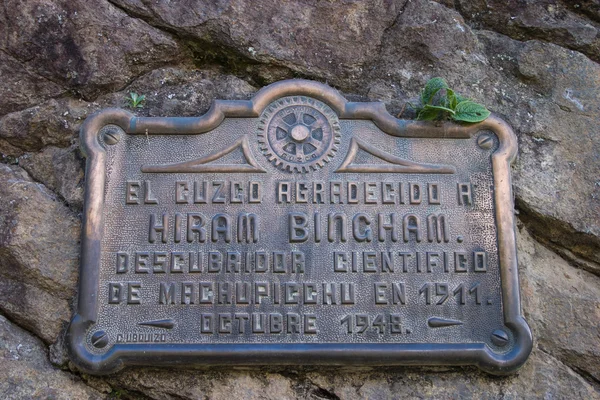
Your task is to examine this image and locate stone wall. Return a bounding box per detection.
[0,1,598,398]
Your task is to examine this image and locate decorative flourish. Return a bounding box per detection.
[258,96,341,173]
[138,319,176,329]
[336,137,456,174]
[141,136,265,173]
[427,317,464,328]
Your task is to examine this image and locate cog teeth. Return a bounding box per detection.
[257,96,341,173]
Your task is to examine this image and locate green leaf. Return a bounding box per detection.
[421,77,449,105]
[455,93,469,103]
[446,88,457,109]
[453,101,491,123]
[423,104,455,114]
[137,94,146,102]
[130,92,138,102]
[416,106,441,121]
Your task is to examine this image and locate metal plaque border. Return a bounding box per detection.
[68,79,532,375]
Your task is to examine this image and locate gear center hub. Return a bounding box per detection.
[290,125,310,142]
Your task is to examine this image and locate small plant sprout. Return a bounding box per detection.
[127,92,146,108]
[412,77,491,123]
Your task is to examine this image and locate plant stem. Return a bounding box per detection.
[425,105,455,114]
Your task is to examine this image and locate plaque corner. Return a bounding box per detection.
[479,316,533,375]
[66,314,123,376]
[79,108,134,158]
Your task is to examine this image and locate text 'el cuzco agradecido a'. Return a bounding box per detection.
[125,180,474,206]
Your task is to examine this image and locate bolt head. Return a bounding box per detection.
[99,125,124,145]
[91,330,108,348]
[491,329,509,347]
[477,133,494,149]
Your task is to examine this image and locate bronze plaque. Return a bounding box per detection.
[68,80,532,375]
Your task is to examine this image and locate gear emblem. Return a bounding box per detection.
[257,96,341,172]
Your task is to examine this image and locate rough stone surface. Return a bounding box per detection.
[109,67,257,118]
[507,40,600,267]
[438,0,600,63]
[0,314,102,400]
[0,0,599,397]
[518,226,600,383]
[0,164,79,342]
[109,0,407,88]
[18,145,85,210]
[355,351,593,398]
[0,98,101,156]
[0,50,65,118]
[0,164,79,295]
[303,348,598,399]
[0,278,71,345]
[0,0,182,116]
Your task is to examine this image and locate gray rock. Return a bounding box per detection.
[499,39,600,267]
[376,0,486,86]
[0,0,182,115]
[0,278,70,345]
[0,164,79,297]
[0,51,64,117]
[303,348,599,399]
[0,164,79,343]
[0,68,256,157]
[565,0,600,23]
[18,145,85,210]
[518,225,600,382]
[0,314,103,400]
[104,369,298,400]
[442,0,600,63]
[109,0,406,88]
[0,98,100,156]
[109,67,257,117]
